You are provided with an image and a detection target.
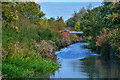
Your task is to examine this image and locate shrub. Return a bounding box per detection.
[2,56,59,78]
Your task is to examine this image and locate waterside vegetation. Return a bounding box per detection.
[66,2,120,59]
[1,1,120,78]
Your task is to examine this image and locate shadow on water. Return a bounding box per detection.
[50,42,120,78]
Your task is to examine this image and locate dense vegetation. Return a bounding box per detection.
[66,2,120,58]
[2,1,120,78]
[2,2,67,78]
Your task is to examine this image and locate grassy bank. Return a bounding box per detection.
[2,55,58,78]
[2,2,62,78]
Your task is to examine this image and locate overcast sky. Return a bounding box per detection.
[37,0,103,2]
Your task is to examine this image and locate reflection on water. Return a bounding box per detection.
[50,43,120,78]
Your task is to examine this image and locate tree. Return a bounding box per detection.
[56,16,65,31]
[87,3,93,10]
[75,22,80,31]
[78,7,87,16]
[66,7,86,28]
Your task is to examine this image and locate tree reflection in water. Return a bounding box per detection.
[79,56,120,78]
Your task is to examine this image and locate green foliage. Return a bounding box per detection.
[66,7,86,28]
[2,2,45,30]
[2,2,19,23]
[2,56,59,78]
[56,16,65,31]
[2,63,29,78]
[66,13,80,28]
[2,2,64,48]
[66,2,120,58]
[95,2,120,57]
[75,22,80,31]
[19,2,45,23]
[40,28,53,40]
[2,2,65,78]
[2,18,40,48]
[101,2,120,29]
[38,28,61,47]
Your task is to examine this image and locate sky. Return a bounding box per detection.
[3,0,119,2]
[37,0,103,2]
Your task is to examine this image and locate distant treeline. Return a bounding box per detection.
[65,2,120,58]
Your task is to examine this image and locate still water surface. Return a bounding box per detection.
[50,43,120,78]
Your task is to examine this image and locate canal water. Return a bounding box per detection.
[50,43,120,78]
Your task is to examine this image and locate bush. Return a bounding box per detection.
[96,28,120,58]
[2,2,65,78]
[2,56,59,78]
[40,28,53,40]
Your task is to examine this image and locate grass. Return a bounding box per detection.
[2,55,59,78]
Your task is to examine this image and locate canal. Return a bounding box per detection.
[50,43,120,78]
